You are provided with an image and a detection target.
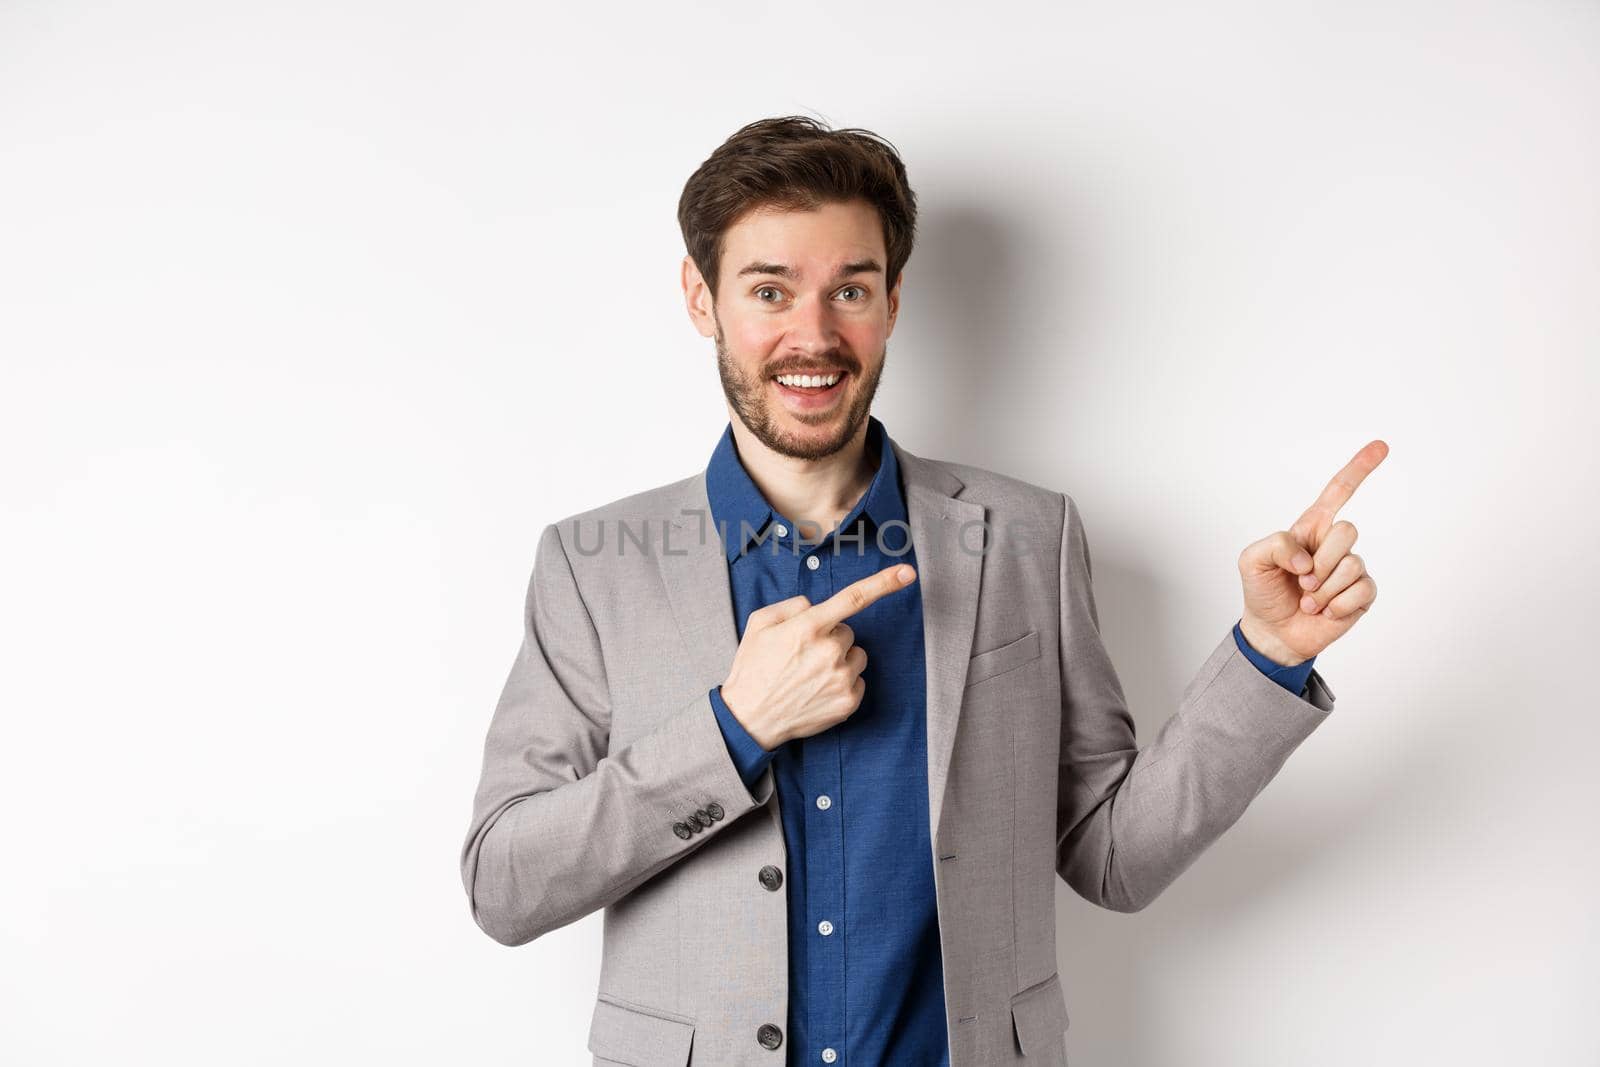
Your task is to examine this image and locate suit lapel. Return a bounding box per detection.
[659,473,741,691]
[657,435,985,843]
[656,475,786,821]
[891,438,984,842]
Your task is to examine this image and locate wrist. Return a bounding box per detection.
[720,683,781,750]
[1237,616,1306,668]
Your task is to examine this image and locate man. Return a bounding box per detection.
[460,116,1385,1066]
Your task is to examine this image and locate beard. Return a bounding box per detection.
[714,316,886,462]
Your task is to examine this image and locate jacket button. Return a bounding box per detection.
[672,822,692,839]
[706,802,724,821]
[757,1023,783,1050]
[694,808,711,826]
[758,865,783,891]
[690,816,706,833]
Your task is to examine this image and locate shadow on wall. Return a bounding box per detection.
[877,196,1094,472]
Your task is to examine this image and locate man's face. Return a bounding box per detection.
[684,198,900,461]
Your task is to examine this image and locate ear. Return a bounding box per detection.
[682,255,716,339]
[885,269,903,336]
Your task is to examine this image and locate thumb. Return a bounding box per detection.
[1239,531,1313,577]
[746,594,814,634]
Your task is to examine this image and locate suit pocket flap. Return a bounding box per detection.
[1010,970,1070,1058]
[587,995,695,1066]
[966,629,1041,687]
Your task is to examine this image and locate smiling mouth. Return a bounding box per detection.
[771,370,847,390]
[770,369,849,408]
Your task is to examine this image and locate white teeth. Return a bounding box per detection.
[775,373,841,388]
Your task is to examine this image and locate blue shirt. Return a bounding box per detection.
[702,415,1315,1064]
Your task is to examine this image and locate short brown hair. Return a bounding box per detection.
[677,116,918,304]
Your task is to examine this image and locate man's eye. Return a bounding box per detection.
[755,286,783,302]
[837,285,867,302]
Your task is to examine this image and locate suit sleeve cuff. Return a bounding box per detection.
[1234,619,1317,699]
[709,686,775,788]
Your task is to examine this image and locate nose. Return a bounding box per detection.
[784,292,842,359]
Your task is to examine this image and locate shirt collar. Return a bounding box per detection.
[704,413,906,562]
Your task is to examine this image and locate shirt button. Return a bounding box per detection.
[805,555,820,571]
[822,1049,838,1064]
[773,523,788,537]
[818,919,833,936]
[815,794,831,810]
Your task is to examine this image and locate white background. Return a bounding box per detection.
[3,1,1595,1063]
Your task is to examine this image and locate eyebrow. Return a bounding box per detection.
[735,259,884,282]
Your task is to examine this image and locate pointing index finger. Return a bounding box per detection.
[1293,439,1389,537]
[804,563,918,629]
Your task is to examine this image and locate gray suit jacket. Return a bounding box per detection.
[459,434,1336,1066]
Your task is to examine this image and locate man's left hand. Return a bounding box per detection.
[1236,440,1389,667]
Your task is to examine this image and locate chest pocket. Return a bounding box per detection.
[965,629,1040,688]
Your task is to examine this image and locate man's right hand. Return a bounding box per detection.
[718,563,918,751]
